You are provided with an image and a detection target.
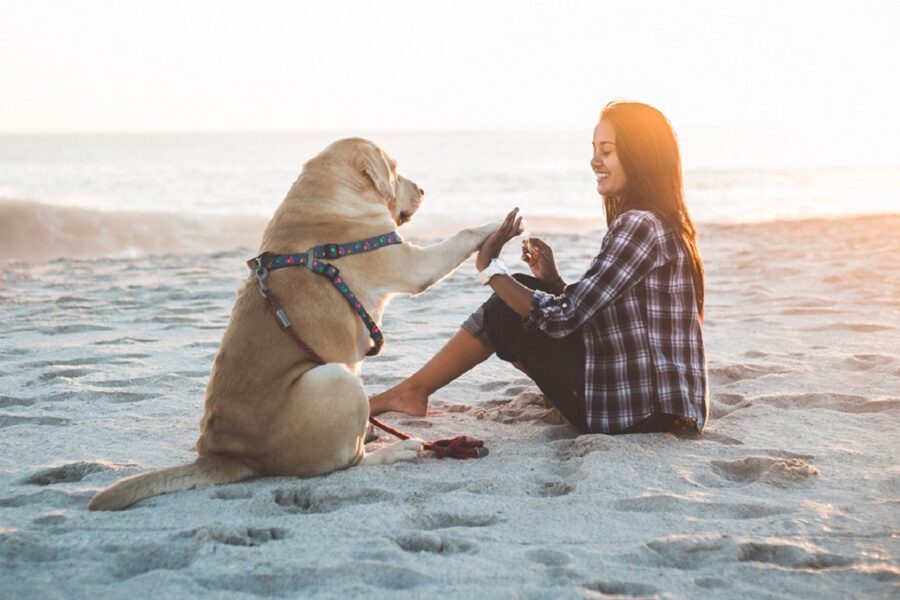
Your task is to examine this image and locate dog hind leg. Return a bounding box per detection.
[267,363,371,475]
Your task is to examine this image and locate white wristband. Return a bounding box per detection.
[478,258,510,285]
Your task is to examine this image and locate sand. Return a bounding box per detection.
[1,214,898,598]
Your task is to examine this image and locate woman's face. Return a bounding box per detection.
[591,118,627,197]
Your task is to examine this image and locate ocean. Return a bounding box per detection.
[1,131,898,260]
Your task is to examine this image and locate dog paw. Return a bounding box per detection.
[468,220,503,242]
[393,439,425,461]
[361,439,424,466]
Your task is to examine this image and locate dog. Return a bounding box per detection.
[88,138,500,510]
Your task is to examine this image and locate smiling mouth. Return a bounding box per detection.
[595,172,609,183]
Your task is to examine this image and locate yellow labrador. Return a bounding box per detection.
[89,138,499,510]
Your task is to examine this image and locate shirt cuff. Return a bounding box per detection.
[524,290,558,331]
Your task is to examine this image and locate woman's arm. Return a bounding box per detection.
[527,211,664,338]
[484,274,534,317]
[475,209,662,327]
[521,237,565,293]
[478,218,565,316]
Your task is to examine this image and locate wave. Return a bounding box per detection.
[0,199,268,263]
[2,198,897,264]
[0,199,611,263]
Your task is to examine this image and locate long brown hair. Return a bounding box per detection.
[599,100,705,320]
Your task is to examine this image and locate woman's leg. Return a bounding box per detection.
[370,273,577,420]
[369,328,493,416]
[480,280,588,432]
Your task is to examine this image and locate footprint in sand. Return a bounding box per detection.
[32,513,67,526]
[196,563,429,594]
[708,363,789,385]
[0,530,68,564]
[91,391,160,404]
[406,511,500,530]
[3,488,97,509]
[0,395,36,408]
[0,415,71,429]
[39,324,114,335]
[172,370,208,379]
[177,526,288,547]
[109,542,201,580]
[709,393,751,419]
[393,532,475,555]
[478,381,507,391]
[843,353,895,371]
[210,487,253,500]
[695,577,730,590]
[638,534,857,573]
[752,393,900,414]
[612,494,787,520]
[555,435,613,459]
[183,340,219,349]
[39,367,94,380]
[700,431,745,446]
[738,542,853,569]
[23,461,114,485]
[583,580,659,597]
[525,548,571,566]
[534,481,576,497]
[474,391,567,426]
[273,487,393,514]
[712,392,900,416]
[710,456,819,488]
[503,386,535,396]
[641,533,738,570]
[90,376,160,388]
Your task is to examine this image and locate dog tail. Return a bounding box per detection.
[87,455,255,511]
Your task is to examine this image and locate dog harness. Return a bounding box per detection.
[247,231,402,357]
[246,229,487,459]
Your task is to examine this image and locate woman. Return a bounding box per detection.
[370,101,708,434]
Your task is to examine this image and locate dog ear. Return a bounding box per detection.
[355,143,396,201]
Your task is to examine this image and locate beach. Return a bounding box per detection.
[1,212,898,599]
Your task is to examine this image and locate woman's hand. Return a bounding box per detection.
[476,207,524,272]
[521,237,562,288]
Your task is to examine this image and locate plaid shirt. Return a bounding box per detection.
[526,209,708,433]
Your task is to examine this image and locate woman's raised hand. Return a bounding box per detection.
[521,237,561,286]
[476,207,525,271]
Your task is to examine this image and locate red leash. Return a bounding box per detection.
[368,416,487,459]
[250,262,487,460]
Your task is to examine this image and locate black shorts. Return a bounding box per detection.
[479,274,589,432]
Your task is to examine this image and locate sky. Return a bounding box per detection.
[1,0,898,165]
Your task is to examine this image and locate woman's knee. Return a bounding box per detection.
[482,292,521,332]
[483,273,540,323]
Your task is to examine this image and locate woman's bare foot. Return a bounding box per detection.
[369,381,429,417]
[367,329,492,418]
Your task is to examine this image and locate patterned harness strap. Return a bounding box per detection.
[248,231,402,356]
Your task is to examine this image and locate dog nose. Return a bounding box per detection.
[417,186,425,196]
